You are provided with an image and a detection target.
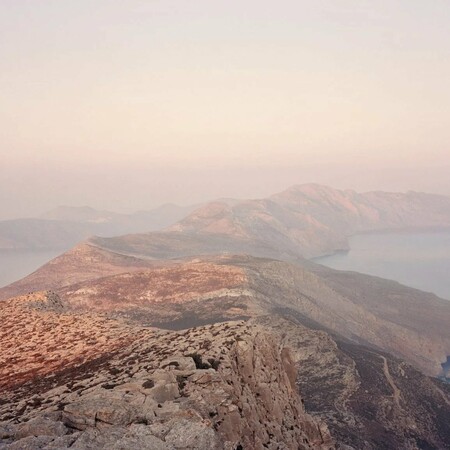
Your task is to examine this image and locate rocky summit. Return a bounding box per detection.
[0,293,333,450]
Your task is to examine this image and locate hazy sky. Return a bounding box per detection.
[1,0,450,219]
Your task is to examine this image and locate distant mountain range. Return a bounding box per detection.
[0,203,198,250]
[3,184,450,255]
[81,184,450,264]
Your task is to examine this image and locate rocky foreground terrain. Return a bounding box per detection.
[0,293,334,450]
[1,255,449,449]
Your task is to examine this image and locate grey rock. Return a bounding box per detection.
[0,424,15,440]
[70,427,128,449]
[164,419,221,450]
[111,424,170,450]
[43,433,80,449]
[160,357,196,371]
[8,435,53,449]
[63,398,141,430]
[151,383,180,403]
[15,418,67,440]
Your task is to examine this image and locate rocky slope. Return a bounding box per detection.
[0,292,139,393]
[0,293,333,450]
[240,257,450,377]
[261,316,450,450]
[3,251,448,378]
[170,184,450,258]
[1,292,448,449]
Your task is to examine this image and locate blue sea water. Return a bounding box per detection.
[315,231,450,301]
[0,249,62,288]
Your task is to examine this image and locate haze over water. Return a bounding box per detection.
[316,231,450,301]
[0,249,62,288]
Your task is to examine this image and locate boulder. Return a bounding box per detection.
[160,357,196,371]
[63,398,141,430]
[15,418,67,440]
[164,419,221,450]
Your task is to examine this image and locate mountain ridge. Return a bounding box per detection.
[0,204,199,251]
[2,183,450,448]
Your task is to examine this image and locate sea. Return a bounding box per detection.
[315,230,450,301]
[0,249,63,288]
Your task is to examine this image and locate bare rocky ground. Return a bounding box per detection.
[2,250,449,378]
[0,293,333,450]
[1,253,449,448]
[260,316,450,450]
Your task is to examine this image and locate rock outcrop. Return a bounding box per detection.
[0,314,333,450]
[260,316,450,450]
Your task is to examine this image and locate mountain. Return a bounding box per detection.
[3,184,450,255]
[0,204,198,250]
[54,185,450,265]
[2,184,450,448]
[170,184,450,258]
[3,248,447,377]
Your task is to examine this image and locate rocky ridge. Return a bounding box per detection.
[8,252,447,378]
[0,294,333,449]
[260,316,450,449]
[170,184,450,259]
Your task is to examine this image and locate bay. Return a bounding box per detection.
[315,231,450,301]
[0,249,63,288]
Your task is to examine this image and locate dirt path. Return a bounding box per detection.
[380,355,401,408]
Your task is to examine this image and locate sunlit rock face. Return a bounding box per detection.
[0,304,334,450]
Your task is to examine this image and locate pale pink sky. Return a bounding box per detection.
[1,1,449,219]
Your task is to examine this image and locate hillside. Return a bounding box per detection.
[2,250,449,377]
[170,184,450,258]
[0,292,333,450]
[1,286,448,449]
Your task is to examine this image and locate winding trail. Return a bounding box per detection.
[380,355,401,408]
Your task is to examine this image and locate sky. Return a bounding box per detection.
[1,0,450,219]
